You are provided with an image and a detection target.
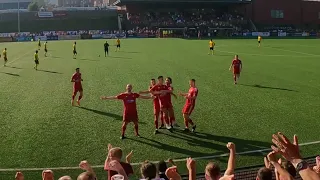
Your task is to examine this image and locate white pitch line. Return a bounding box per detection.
[0,49,34,69]
[262,46,320,57]
[1,140,320,172]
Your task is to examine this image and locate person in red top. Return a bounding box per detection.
[179,79,198,132]
[140,79,165,133]
[165,77,178,128]
[71,68,83,106]
[101,84,153,139]
[148,76,173,131]
[229,55,242,85]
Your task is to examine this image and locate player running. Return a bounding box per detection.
[73,42,77,59]
[34,50,39,70]
[258,35,262,47]
[165,77,179,128]
[229,55,242,85]
[149,76,173,130]
[38,39,41,50]
[115,38,120,52]
[208,39,215,55]
[2,48,8,67]
[101,84,153,139]
[44,41,48,57]
[71,68,83,106]
[104,41,109,57]
[179,79,198,133]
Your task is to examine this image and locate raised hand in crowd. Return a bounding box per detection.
[225,142,236,176]
[165,166,181,180]
[187,157,196,180]
[271,132,320,180]
[78,160,97,180]
[266,151,293,180]
[313,156,320,175]
[126,150,133,163]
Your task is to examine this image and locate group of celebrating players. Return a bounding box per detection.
[0,36,249,139]
[71,67,199,139]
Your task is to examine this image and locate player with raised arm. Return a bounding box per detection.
[208,39,215,55]
[73,42,77,59]
[2,48,8,67]
[179,79,198,132]
[229,55,242,85]
[71,68,83,106]
[101,84,153,139]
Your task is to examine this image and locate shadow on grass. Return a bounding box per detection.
[109,56,132,60]
[37,69,62,74]
[7,66,23,69]
[0,72,20,76]
[127,129,270,160]
[78,107,123,120]
[240,84,297,92]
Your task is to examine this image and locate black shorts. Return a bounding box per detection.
[73,50,77,55]
[35,60,39,64]
[104,48,109,52]
[210,47,214,50]
[258,41,261,43]
[116,44,120,48]
[4,57,7,61]
[45,49,48,52]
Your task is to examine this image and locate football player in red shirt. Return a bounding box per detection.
[229,55,242,85]
[149,76,173,131]
[165,77,179,128]
[101,84,153,139]
[71,68,83,106]
[179,79,198,132]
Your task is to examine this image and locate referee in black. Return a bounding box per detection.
[104,41,109,57]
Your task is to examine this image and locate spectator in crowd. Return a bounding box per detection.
[313,156,320,175]
[141,161,158,180]
[78,160,97,180]
[58,176,72,180]
[15,172,24,180]
[42,169,54,180]
[158,159,176,180]
[205,143,236,180]
[256,168,273,180]
[105,144,133,180]
[271,132,320,180]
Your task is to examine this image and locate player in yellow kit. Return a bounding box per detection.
[258,36,262,47]
[208,39,215,55]
[38,39,41,50]
[115,38,120,52]
[44,41,48,57]
[2,48,8,66]
[34,50,39,70]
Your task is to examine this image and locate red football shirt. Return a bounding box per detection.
[150,84,169,105]
[116,93,140,117]
[166,84,173,105]
[185,87,198,106]
[72,72,82,88]
[149,86,160,106]
[232,59,242,72]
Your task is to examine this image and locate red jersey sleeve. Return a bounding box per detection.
[133,93,140,98]
[117,93,126,99]
[149,85,158,92]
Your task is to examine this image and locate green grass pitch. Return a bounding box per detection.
[0,39,320,179]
